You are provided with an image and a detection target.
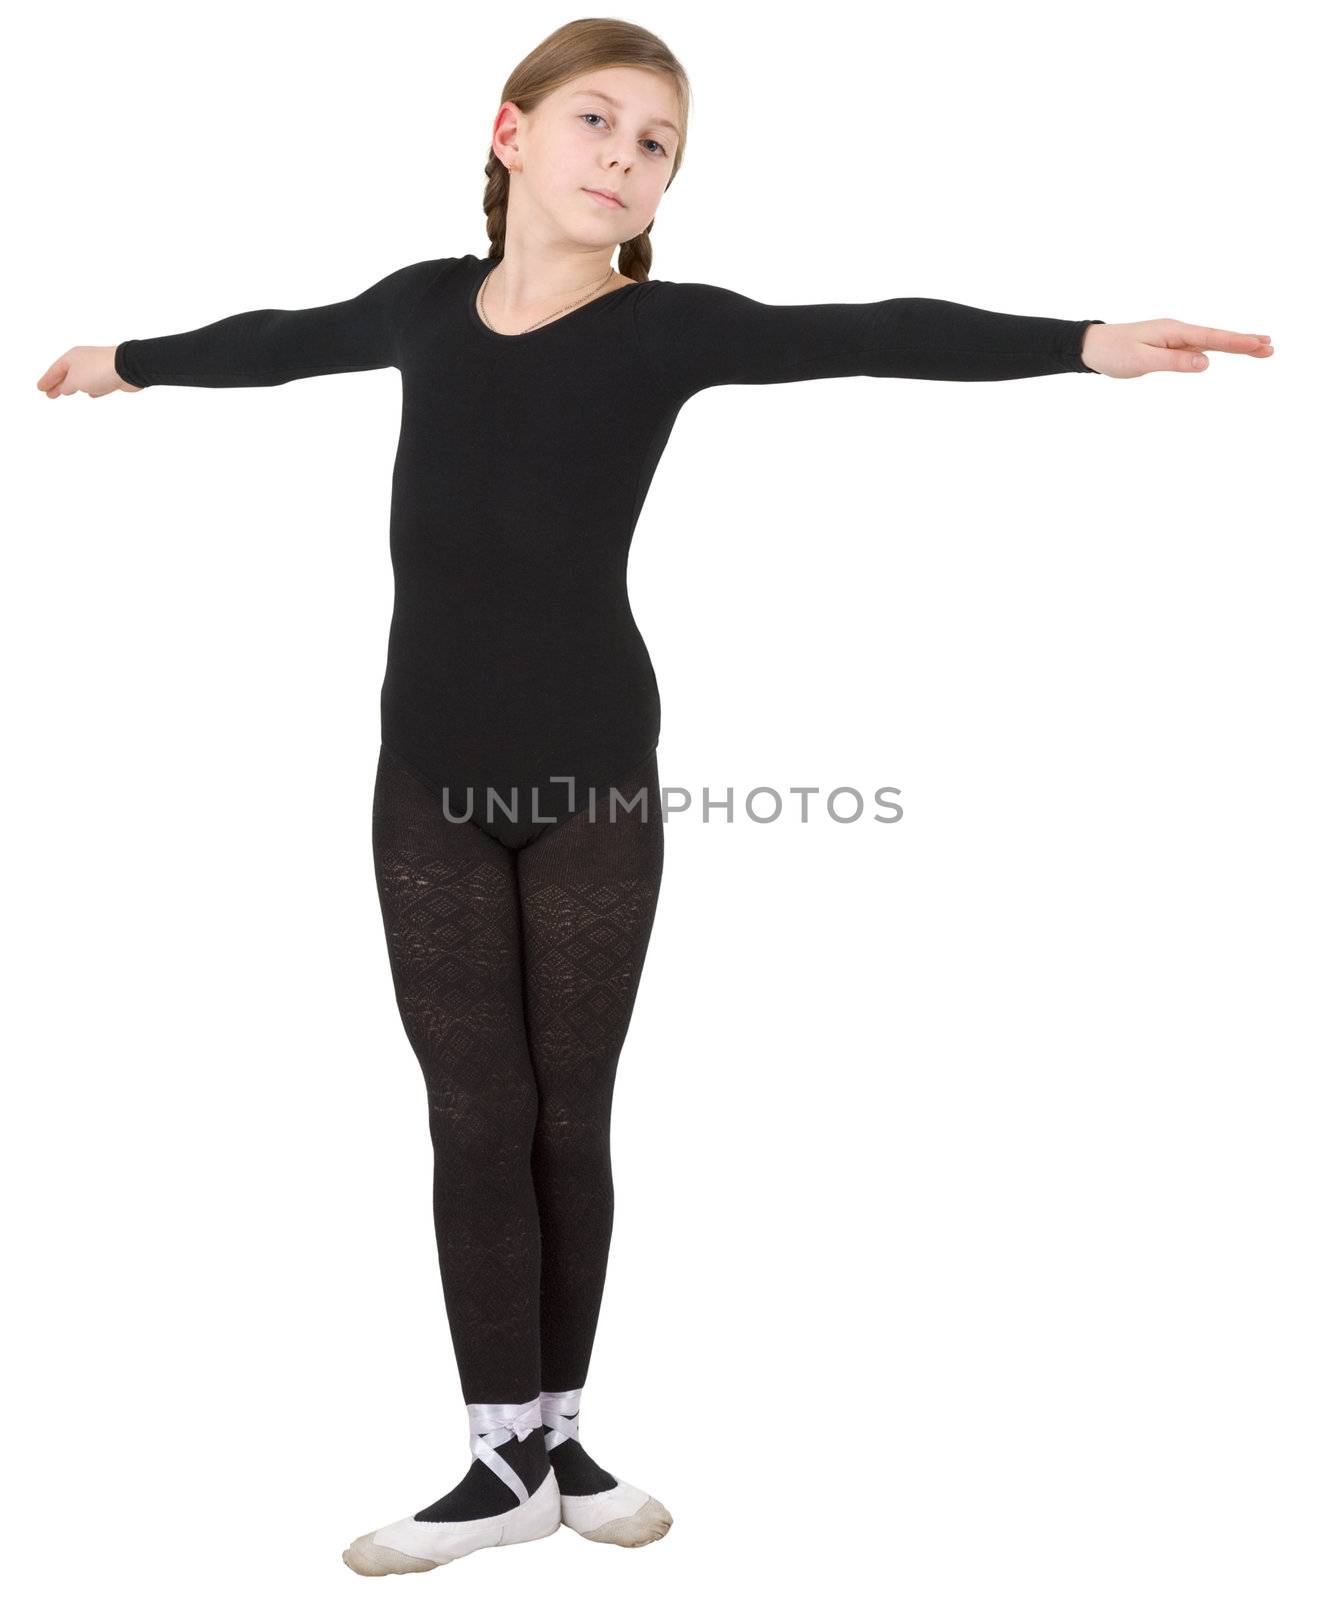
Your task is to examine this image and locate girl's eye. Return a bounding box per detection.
[580,113,669,157]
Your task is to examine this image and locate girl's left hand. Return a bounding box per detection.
[1081,320,1274,379]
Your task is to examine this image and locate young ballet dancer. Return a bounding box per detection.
[38,15,1273,1577]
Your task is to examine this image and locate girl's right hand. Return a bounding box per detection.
[36,346,141,398]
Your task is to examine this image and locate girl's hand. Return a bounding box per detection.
[36,346,141,398]
[1082,320,1274,379]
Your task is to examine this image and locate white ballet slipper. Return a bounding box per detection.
[345,1398,560,1575]
[342,1466,560,1575]
[538,1388,672,1547]
[560,1476,673,1546]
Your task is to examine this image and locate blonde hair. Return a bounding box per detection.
[481,18,690,281]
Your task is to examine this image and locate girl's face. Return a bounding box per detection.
[498,67,682,250]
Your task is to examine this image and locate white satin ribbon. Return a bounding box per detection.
[539,1386,583,1451]
[466,1396,542,1503]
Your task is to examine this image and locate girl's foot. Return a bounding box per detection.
[541,1388,673,1547]
[343,1398,560,1576]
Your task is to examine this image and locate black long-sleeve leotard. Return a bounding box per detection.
[114,254,1102,839]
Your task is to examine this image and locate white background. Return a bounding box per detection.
[6,3,1332,1596]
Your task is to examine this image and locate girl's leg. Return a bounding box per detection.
[366,745,550,1528]
[516,750,665,1498]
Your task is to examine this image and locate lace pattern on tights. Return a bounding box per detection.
[370,747,664,1401]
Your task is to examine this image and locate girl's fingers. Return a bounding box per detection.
[36,358,69,393]
[1166,322,1274,354]
[1137,321,1275,373]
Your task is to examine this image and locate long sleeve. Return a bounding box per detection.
[113,257,453,389]
[632,280,1104,402]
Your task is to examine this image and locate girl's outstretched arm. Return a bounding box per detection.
[37,258,451,398]
[630,282,1272,403]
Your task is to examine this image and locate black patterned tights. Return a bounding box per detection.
[370,744,664,1405]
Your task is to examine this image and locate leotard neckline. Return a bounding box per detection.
[466,254,642,342]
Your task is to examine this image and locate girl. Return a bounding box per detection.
[37,16,1272,1579]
